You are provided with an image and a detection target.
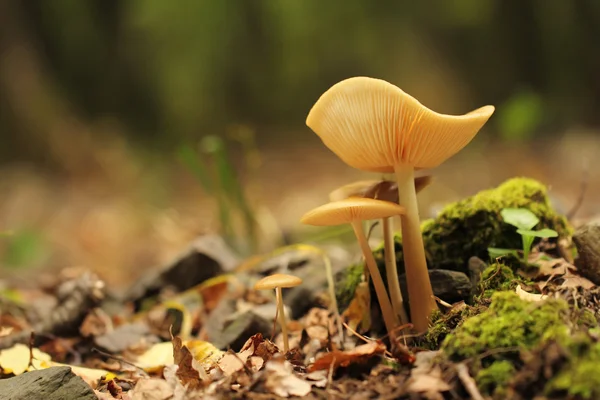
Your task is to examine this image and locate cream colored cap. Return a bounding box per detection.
[301,197,406,227]
[254,273,303,290]
[306,77,495,171]
[329,176,433,203]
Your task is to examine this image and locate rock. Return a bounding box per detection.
[123,234,240,306]
[337,266,472,312]
[573,222,600,285]
[400,269,472,306]
[208,310,273,351]
[467,256,488,294]
[94,322,160,353]
[0,366,96,400]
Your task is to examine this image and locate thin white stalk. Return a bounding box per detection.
[321,252,345,347]
[393,163,437,333]
[351,221,399,337]
[276,287,289,352]
[382,217,409,324]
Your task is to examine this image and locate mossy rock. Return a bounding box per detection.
[441,291,570,361]
[381,177,570,275]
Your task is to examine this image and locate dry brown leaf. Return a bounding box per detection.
[561,275,596,289]
[342,281,371,333]
[263,358,312,398]
[407,351,450,396]
[172,335,203,390]
[129,378,174,400]
[307,341,386,372]
[217,333,277,376]
[534,257,569,279]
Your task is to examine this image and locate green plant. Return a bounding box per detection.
[177,129,263,255]
[488,208,558,262]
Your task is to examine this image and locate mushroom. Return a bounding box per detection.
[306,76,494,332]
[300,197,406,337]
[329,176,433,325]
[254,273,302,352]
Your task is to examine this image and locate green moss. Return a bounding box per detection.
[477,263,532,300]
[545,335,600,399]
[442,291,570,361]
[378,177,571,275]
[419,303,486,350]
[476,360,515,397]
[335,262,364,310]
[575,309,599,329]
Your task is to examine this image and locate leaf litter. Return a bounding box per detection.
[1,216,600,400]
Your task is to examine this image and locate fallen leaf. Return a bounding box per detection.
[406,351,450,395]
[135,342,176,373]
[172,336,204,390]
[217,333,276,376]
[0,344,51,375]
[263,358,312,398]
[129,378,174,400]
[308,341,386,373]
[342,281,371,333]
[516,284,548,302]
[561,276,596,289]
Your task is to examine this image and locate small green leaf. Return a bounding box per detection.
[500,208,539,230]
[488,247,520,259]
[516,228,558,238]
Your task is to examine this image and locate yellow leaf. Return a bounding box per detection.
[134,339,224,374]
[0,344,51,375]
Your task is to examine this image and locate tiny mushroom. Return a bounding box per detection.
[329,176,433,325]
[306,76,494,332]
[300,197,406,338]
[254,273,302,353]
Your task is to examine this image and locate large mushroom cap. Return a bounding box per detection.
[306,76,495,171]
[254,273,303,290]
[300,197,406,226]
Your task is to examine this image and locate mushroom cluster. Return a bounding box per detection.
[302,76,495,335]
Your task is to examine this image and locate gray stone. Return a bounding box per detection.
[467,256,488,294]
[123,234,240,306]
[400,269,472,306]
[0,366,97,400]
[94,322,160,353]
[209,310,273,351]
[573,223,600,285]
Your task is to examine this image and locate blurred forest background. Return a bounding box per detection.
[1,0,599,285]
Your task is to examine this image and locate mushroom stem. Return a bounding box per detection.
[382,217,409,324]
[322,253,345,346]
[350,221,399,337]
[393,163,437,332]
[275,287,289,352]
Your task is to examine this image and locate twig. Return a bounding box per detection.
[567,157,589,220]
[91,348,150,377]
[27,332,35,370]
[456,363,485,400]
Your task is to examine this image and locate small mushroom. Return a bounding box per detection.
[300,197,406,338]
[254,273,302,352]
[329,176,433,325]
[306,76,494,332]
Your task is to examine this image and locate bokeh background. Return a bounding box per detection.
[1,0,599,286]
